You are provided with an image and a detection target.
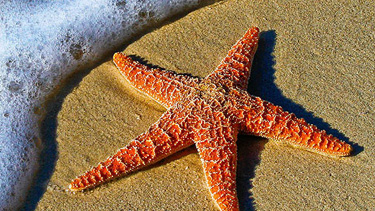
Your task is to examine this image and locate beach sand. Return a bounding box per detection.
[33,0,374,210]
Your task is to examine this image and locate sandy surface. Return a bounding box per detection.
[31,0,374,210]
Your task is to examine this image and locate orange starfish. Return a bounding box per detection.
[69,27,352,210]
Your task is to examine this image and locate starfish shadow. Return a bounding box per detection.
[236,135,267,211]
[249,30,361,154]
[237,30,362,210]
[128,55,200,80]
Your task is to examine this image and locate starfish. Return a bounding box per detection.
[69,27,352,210]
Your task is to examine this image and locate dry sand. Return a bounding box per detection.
[31,0,374,210]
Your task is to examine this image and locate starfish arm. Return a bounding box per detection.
[113,52,199,108]
[229,90,353,157]
[69,102,195,191]
[196,134,239,211]
[191,99,240,211]
[206,27,259,90]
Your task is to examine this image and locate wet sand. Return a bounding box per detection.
[33,0,374,210]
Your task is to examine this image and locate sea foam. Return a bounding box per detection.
[0,0,203,209]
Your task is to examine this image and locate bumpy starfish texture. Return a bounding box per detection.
[69,27,352,211]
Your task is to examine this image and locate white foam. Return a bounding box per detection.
[0,0,202,209]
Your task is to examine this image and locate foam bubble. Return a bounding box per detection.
[0,0,203,209]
